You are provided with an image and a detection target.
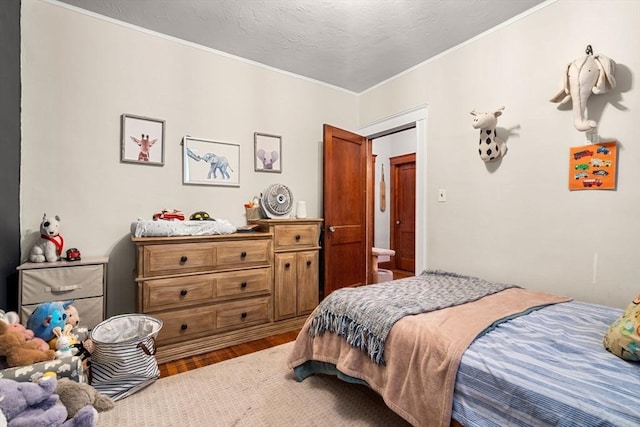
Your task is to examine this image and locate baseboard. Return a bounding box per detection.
[154,316,307,363]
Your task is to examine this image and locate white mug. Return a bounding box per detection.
[296,201,307,218]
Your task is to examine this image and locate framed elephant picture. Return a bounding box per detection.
[254,132,282,173]
[183,136,240,187]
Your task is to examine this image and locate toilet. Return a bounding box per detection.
[371,247,395,283]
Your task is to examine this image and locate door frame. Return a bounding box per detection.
[358,105,428,273]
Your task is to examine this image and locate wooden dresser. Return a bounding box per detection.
[249,219,323,321]
[133,230,317,363]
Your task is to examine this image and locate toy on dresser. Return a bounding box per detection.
[29,213,64,263]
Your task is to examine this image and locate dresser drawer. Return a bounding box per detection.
[21,264,104,304]
[142,242,216,277]
[155,305,216,343]
[141,274,216,311]
[274,225,319,249]
[216,268,271,298]
[216,296,271,331]
[21,296,104,331]
[216,240,270,267]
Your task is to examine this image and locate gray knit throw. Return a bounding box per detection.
[309,270,518,364]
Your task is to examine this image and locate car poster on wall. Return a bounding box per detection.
[569,141,617,191]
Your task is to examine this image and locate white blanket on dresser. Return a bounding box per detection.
[130,219,237,237]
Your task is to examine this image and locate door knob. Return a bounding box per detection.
[396,220,401,225]
[329,226,336,232]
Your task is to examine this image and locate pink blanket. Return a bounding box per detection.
[288,288,571,427]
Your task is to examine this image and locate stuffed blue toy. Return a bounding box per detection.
[27,300,74,342]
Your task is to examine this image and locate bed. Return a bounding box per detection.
[287,270,640,427]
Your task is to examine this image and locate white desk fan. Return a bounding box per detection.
[261,184,294,218]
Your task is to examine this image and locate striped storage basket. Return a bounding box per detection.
[89,314,163,401]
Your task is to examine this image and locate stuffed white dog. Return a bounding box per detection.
[29,214,64,263]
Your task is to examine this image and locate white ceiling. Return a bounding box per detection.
[56,0,546,93]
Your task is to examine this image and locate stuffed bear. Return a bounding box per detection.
[64,305,81,328]
[29,213,64,263]
[0,376,97,427]
[0,310,49,352]
[55,378,115,418]
[0,320,56,368]
[27,301,73,342]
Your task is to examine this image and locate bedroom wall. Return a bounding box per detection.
[20,0,358,315]
[359,0,640,308]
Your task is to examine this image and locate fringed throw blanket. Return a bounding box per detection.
[309,270,518,364]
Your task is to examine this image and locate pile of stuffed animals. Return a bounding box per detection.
[0,375,114,426]
[0,302,113,425]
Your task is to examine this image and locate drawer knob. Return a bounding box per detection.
[180,323,188,330]
[241,281,247,289]
[240,251,247,258]
[306,260,312,267]
[295,234,301,241]
[285,262,291,269]
[241,312,248,319]
[180,289,188,296]
[180,256,188,263]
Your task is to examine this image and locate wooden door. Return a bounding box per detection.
[390,153,416,272]
[323,124,370,297]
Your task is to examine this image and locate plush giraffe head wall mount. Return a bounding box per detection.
[471,106,506,162]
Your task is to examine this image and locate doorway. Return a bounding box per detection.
[359,106,428,274]
[372,130,416,275]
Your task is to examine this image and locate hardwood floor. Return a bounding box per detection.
[158,329,300,378]
[158,270,414,378]
[391,269,414,279]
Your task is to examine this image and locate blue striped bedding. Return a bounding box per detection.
[452,301,640,427]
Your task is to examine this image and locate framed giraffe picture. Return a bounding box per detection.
[120,114,165,166]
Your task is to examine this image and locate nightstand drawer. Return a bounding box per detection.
[142,242,216,277]
[21,296,104,330]
[21,264,104,304]
[216,240,270,267]
[274,224,319,249]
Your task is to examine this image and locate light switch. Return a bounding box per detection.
[438,189,447,202]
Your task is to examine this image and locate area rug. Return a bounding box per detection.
[97,342,409,426]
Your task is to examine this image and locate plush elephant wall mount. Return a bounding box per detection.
[550,48,616,132]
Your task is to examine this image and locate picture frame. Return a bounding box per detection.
[254,132,282,173]
[568,141,617,191]
[183,136,240,187]
[121,114,165,166]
